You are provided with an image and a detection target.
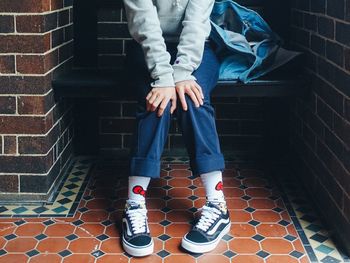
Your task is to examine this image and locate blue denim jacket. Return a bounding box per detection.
[209,0,302,83]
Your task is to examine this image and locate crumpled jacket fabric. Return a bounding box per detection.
[209,0,302,83]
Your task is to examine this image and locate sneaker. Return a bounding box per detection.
[122,201,154,257]
[181,201,231,253]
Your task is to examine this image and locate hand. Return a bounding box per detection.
[145,87,177,117]
[175,80,204,111]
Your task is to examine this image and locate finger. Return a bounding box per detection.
[191,85,203,105]
[185,88,200,107]
[151,94,163,111]
[194,82,204,99]
[148,91,160,104]
[157,98,169,117]
[146,90,153,100]
[177,88,188,111]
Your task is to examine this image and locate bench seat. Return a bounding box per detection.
[52,67,308,99]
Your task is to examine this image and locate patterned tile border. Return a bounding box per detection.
[272,165,350,263]
[0,156,96,218]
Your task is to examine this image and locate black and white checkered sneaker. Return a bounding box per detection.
[181,201,231,253]
[122,201,154,257]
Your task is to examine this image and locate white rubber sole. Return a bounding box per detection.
[181,223,231,253]
[122,236,154,257]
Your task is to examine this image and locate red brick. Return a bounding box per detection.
[16,50,58,74]
[0,15,14,33]
[51,0,64,10]
[0,152,53,174]
[0,55,15,74]
[0,34,51,53]
[0,175,18,193]
[0,113,53,134]
[18,124,59,154]
[16,13,57,33]
[0,96,16,114]
[3,136,17,155]
[18,92,55,115]
[0,0,50,13]
[0,75,52,95]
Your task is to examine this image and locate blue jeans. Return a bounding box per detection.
[125,39,225,179]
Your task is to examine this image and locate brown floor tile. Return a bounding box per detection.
[168,187,192,198]
[0,223,16,236]
[68,237,99,253]
[166,210,193,223]
[0,254,28,263]
[164,254,196,263]
[149,223,165,237]
[4,237,37,252]
[256,223,287,237]
[164,237,183,254]
[232,255,264,263]
[0,238,6,249]
[105,224,121,238]
[44,223,75,237]
[169,169,191,177]
[77,223,105,236]
[229,238,260,253]
[222,176,241,187]
[37,237,69,253]
[230,223,256,237]
[130,254,162,262]
[29,253,62,263]
[100,237,123,253]
[96,254,129,263]
[223,188,244,197]
[230,210,252,222]
[63,254,96,263]
[246,188,271,198]
[261,238,294,254]
[266,255,299,263]
[252,210,281,222]
[193,187,206,197]
[147,198,166,209]
[167,198,193,210]
[197,254,230,263]
[168,178,192,187]
[248,198,276,209]
[14,223,45,237]
[166,223,191,237]
[80,210,110,223]
[226,198,248,209]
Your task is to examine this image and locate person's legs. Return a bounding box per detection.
[176,40,231,253]
[175,41,225,179]
[122,40,177,257]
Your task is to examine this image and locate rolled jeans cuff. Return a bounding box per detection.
[130,157,161,179]
[190,153,226,178]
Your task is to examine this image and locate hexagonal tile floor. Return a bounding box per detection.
[0,155,349,263]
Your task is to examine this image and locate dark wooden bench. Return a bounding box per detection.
[52,0,309,156]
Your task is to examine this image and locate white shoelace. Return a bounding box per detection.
[195,204,222,232]
[126,207,148,234]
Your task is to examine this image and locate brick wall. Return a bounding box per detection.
[289,0,350,252]
[0,0,75,202]
[96,1,279,157]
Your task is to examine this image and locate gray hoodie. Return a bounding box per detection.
[123,0,215,88]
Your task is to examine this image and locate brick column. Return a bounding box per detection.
[0,0,74,202]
